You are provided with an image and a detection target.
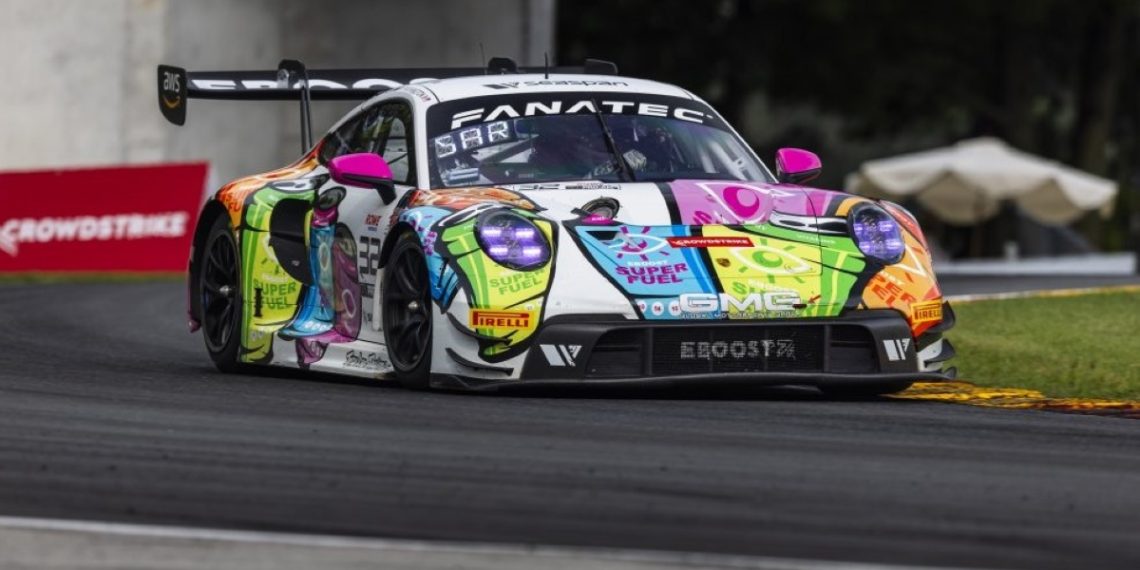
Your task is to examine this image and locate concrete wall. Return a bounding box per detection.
[0,0,554,186]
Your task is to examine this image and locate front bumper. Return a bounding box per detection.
[432,308,955,391]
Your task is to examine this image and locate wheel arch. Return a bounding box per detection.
[187,200,232,327]
[379,220,420,269]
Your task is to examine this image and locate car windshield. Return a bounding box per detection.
[426,93,771,188]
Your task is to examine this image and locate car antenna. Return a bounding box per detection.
[480,43,487,74]
[544,52,549,79]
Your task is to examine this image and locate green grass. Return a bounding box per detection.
[947,291,1140,400]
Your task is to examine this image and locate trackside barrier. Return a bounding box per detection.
[0,163,208,272]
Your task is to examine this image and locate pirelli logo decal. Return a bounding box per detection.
[470,310,532,329]
[911,300,943,324]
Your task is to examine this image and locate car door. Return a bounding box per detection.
[313,98,419,345]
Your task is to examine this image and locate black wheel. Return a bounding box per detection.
[382,233,433,389]
[818,380,913,399]
[199,215,244,373]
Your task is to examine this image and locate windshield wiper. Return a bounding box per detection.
[590,99,636,182]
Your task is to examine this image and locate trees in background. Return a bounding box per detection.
[559,0,1140,256]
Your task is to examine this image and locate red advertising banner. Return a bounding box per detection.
[0,162,208,272]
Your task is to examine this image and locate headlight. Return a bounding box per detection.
[475,210,551,270]
[848,203,905,264]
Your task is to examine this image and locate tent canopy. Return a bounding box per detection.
[845,137,1117,225]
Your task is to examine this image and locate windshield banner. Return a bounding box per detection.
[427,92,728,135]
[0,163,208,273]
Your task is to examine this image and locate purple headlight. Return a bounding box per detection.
[476,210,551,270]
[849,204,905,264]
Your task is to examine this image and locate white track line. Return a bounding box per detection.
[0,515,973,570]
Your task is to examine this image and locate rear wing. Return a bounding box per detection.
[158,58,618,151]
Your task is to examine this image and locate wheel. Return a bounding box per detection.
[818,380,913,399]
[198,215,244,373]
[382,232,433,389]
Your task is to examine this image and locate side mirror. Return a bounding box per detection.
[774,148,822,185]
[329,153,396,204]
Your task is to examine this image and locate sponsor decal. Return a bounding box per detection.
[404,85,434,103]
[867,277,918,306]
[344,349,389,371]
[364,213,383,227]
[911,300,943,324]
[489,273,542,295]
[666,236,752,248]
[615,263,687,285]
[254,281,300,311]
[680,339,795,361]
[540,344,582,367]
[882,338,912,362]
[678,292,801,314]
[514,182,621,191]
[190,76,416,91]
[625,259,670,267]
[470,309,533,329]
[450,99,708,130]
[0,212,189,257]
[160,69,182,108]
[484,79,629,90]
[158,65,187,125]
[0,163,206,272]
[564,182,620,190]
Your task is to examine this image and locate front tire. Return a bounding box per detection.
[382,233,433,389]
[199,215,244,373]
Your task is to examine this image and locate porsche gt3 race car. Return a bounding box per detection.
[158,58,956,395]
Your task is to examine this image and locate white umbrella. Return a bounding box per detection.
[845,137,1117,225]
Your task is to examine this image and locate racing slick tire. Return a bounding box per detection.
[198,215,245,373]
[382,232,433,390]
[818,380,913,399]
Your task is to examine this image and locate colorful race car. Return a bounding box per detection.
[159,58,955,395]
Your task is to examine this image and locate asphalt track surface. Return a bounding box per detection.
[1,280,1138,569]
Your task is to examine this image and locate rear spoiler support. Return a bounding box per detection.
[277,60,313,154]
[157,57,619,153]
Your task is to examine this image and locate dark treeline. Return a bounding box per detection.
[558,0,1140,255]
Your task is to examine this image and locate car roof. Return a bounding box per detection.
[413,73,696,103]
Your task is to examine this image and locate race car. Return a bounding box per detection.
[158,58,956,395]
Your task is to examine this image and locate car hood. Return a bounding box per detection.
[497,179,842,229]
[489,179,861,319]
